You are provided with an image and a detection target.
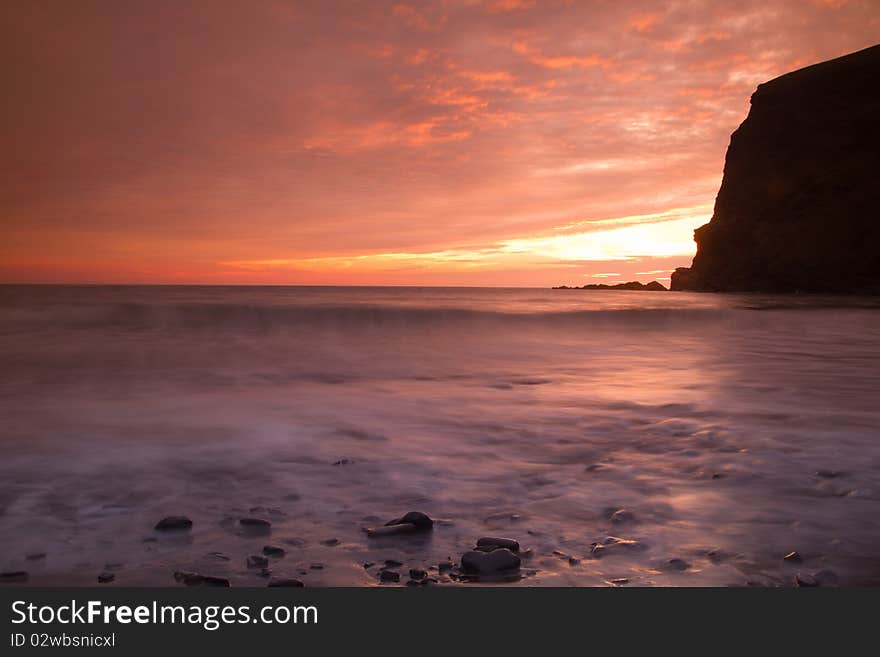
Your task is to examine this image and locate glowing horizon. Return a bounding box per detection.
[2,1,878,286]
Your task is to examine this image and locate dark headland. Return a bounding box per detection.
[671,44,880,293]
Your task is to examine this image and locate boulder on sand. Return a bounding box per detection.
[460,548,521,575]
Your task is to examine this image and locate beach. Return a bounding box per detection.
[2,285,880,586]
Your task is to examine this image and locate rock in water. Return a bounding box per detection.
[671,44,880,293]
[97,572,115,583]
[367,511,433,537]
[0,571,29,583]
[460,548,521,575]
[664,558,691,572]
[247,555,269,569]
[154,516,193,531]
[609,509,635,525]
[386,511,434,530]
[239,518,271,534]
[173,571,204,586]
[475,537,520,553]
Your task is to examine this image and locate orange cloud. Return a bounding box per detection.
[487,0,536,13]
[3,0,879,285]
[628,12,660,33]
[512,40,612,69]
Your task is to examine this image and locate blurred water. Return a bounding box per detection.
[1,285,879,586]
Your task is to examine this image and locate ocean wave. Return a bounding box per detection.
[0,300,728,334]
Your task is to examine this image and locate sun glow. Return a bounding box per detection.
[221,209,709,275]
[500,214,709,262]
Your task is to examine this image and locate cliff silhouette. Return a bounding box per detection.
[672,44,880,293]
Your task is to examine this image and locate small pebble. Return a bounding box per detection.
[783,551,802,563]
[609,509,635,524]
[263,546,286,557]
[154,516,192,531]
[240,517,271,530]
[174,571,204,586]
[815,470,840,479]
[247,555,269,569]
[97,572,115,583]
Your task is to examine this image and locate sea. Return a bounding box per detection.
[2,285,879,586]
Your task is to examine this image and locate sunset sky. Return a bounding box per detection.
[2,0,878,286]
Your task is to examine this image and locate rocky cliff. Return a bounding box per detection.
[671,44,880,293]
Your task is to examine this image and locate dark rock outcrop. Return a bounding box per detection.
[672,44,880,293]
[553,280,667,291]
